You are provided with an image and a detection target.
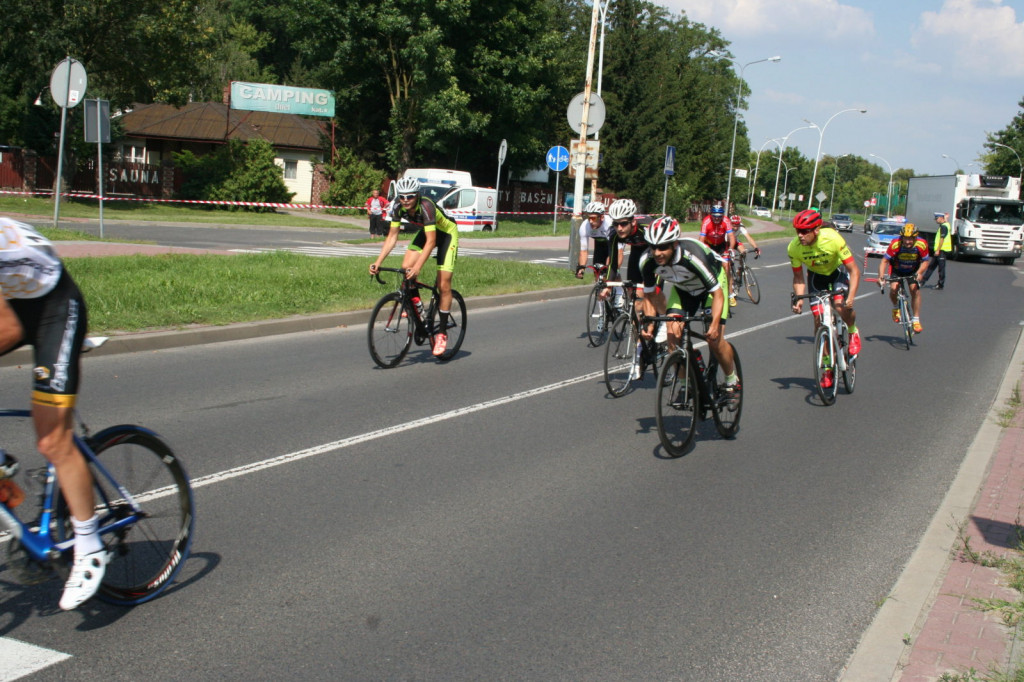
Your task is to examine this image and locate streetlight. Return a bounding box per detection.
[829,154,850,217]
[869,153,894,218]
[992,142,1023,183]
[748,138,780,210]
[781,160,794,219]
[771,125,815,217]
[590,0,613,200]
[941,153,960,173]
[804,107,867,209]
[724,55,781,213]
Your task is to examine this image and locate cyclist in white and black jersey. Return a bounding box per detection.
[0,216,107,610]
[639,216,739,398]
[575,201,618,280]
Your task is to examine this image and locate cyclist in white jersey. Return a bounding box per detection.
[0,216,108,610]
[575,201,618,280]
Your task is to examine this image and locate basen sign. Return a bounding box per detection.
[229,82,335,117]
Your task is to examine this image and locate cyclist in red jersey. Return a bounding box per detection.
[700,205,738,306]
[877,222,929,333]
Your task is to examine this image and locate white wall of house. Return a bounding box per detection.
[276,150,321,204]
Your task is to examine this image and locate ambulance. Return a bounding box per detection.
[389,168,498,231]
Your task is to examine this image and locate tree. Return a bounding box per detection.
[983,96,1024,178]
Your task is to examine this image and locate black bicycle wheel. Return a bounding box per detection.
[899,296,913,349]
[743,265,761,304]
[585,286,610,347]
[841,329,857,394]
[54,426,195,606]
[604,315,639,397]
[430,289,467,361]
[814,326,837,406]
[656,350,699,457]
[368,292,413,368]
[708,346,742,438]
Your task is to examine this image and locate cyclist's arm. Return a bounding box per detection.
[706,287,725,345]
[0,294,24,354]
[842,255,861,305]
[577,223,590,276]
[369,218,403,274]
[727,229,737,251]
[877,255,890,283]
[791,266,807,313]
[740,228,759,251]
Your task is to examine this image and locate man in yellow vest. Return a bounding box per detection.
[921,212,951,290]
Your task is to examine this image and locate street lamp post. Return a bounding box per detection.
[747,138,780,210]
[829,154,849,217]
[869,153,894,218]
[590,0,612,200]
[771,125,814,217]
[804,108,866,209]
[781,161,793,220]
[992,142,1023,189]
[724,55,781,214]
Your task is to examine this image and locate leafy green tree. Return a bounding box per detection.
[319,146,388,215]
[983,97,1024,178]
[174,139,293,211]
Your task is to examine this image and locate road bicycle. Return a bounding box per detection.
[368,267,467,367]
[0,342,195,605]
[602,280,667,397]
[728,248,761,304]
[583,264,621,347]
[650,311,743,457]
[792,290,856,406]
[880,274,918,350]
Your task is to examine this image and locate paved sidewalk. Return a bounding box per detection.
[842,332,1024,680]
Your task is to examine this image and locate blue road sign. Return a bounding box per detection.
[547,146,570,172]
[664,146,676,176]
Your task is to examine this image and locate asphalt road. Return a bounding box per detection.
[3,238,1024,680]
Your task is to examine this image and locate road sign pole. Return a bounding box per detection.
[553,171,560,234]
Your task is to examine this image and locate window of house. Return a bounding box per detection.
[284,160,298,180]
[120,144,146,163]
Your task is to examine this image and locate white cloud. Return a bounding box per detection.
[661,0,874,39]
[912,0,1024,78]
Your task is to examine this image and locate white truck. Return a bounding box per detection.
[389,168,498,232]
[905,174,1024,263]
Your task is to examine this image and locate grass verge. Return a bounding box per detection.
[64,251,582,334]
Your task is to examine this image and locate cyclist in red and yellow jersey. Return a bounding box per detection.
[878,222,929,333]
[788,209,862,356]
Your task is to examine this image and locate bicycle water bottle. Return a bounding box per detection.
[411,295,425,321]
[694,349,706,375]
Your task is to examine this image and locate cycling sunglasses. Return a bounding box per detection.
[398,194,418,201]
[795,227,817,235]
[613,219,632,227]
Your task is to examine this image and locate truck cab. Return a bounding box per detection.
[952,176,1024,263]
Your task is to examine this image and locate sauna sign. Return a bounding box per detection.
[230,82,335,117]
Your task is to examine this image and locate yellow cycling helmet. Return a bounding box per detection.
[900,223,918,238]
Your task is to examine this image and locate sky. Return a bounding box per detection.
[656,0,1024,181]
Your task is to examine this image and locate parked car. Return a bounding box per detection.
[864,213,887,234]
[864,220,904,258]
[752,206,772,218]
[832,213,853,232]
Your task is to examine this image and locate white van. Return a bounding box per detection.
[389,168,498,231]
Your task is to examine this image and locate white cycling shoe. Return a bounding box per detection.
[59,550,111,611]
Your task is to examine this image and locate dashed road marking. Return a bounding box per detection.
[0,638,71,680]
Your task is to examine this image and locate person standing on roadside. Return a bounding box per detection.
[365,188,388,237]
[920,212,951,290]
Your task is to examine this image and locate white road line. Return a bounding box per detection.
[0,638,71,680]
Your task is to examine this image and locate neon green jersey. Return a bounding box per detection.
[787,228,853,276]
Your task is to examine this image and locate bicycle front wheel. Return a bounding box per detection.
[56,426,195,606]
[708,347,742,438]
[814,326,837,406]
[841,329,857,394]
[430,289,467,361]
[743,265,761,304]
[899,296,913,350]
[604,315,639,397]
[585,286,610,347]
[368,292,413,368]
[656,351,699,457]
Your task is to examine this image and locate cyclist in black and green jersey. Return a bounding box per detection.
[370,176,460,356]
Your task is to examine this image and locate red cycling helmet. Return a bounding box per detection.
[793,209,822,231]
[729,215,742,226]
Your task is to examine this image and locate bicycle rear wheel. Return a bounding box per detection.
[429,289,467,361]
[656,350,699,457]
[368,292,413,368]
[743,265,761,304]
[814,326,837,406]
[708,347,742,438]
[55,426,195,606]
[604,315,639,397]
[899,296,913,349]
[585,286,610,347]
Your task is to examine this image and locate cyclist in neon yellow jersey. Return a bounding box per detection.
[788,208,862,356]
[369,176,459,356]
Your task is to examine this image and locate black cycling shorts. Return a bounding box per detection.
[6,270,88,407]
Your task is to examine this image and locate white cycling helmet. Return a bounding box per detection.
[395,177,421,195]
[645,216,680,245]
[584,201,605,215]
[608,199,636,221]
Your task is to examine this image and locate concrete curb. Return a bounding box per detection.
[0,285,587,366]
[838,326,1024,680]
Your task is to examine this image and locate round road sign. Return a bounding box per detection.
[49,58,87,109]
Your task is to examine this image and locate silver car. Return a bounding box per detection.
[832,213,853,232]
[864,221,903,258]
